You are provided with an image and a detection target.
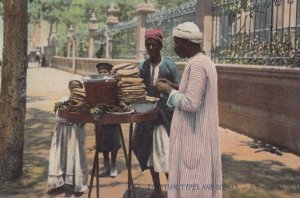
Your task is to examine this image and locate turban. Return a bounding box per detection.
[69,74,83,90]
[172,22,203,44]
[69,74,83,84]
[96,62,113,71]
[145,29,163,44]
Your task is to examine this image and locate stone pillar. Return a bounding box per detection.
[196,0,213,57]
[72,38,76,73]
[67,25,76,73]
[67,40,71,57]
[106,3,119,58]
[135,2,155,60]
[88,12,98,58]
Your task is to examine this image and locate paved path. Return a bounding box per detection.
[0,63,300,198]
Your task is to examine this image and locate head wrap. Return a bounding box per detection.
[69,74,83,84]
[172,22,203,44]
[96,62,113,71]
[145,29,163,44]
[69,74,83,90]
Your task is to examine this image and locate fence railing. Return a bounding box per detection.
[111,19,137,59]
[94,19,137,59]
[94,29,106,58]
[146,3,197,61]
[212,0,300,67]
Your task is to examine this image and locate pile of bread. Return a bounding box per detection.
[59,80,91,113]
[113,63,147,103]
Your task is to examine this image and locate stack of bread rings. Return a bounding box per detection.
[113,63,147,104]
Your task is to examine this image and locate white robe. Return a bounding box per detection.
[48,116,88,192]
[167,54,222,198]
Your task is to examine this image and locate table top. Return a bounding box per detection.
[57,109,159,124]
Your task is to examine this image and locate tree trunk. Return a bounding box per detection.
[0,0,28,181]
[47,22,53,46]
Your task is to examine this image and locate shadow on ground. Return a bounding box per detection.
[1,107,300,198]
[0,108,56,197]
[46,185,87,198]
[222,153,300,198]
[122,187,167,198]
[239,139,289,156]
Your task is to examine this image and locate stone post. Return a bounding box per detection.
[88,12,98,58]
[72,38,76,73]
[67,40,71,57]
[66,26,72,57]
[135,2,155,60]
[106,3,119,58]
[68,25,76,73]
[196,0,213,57]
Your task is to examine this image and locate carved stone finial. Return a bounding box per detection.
[90,12,97,23]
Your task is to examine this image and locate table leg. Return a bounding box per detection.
[118,125,135,197]
[96,124,100,198]
[128,123,137,198]
[88,124,101,198]
[118,125,129,168]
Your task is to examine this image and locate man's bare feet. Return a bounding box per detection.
[148,189,164,198]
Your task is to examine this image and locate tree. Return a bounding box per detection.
[28,0,71,46]
[0,0,28,181]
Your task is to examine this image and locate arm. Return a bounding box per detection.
[155,60,181,90]
[156,79,178,90]
[168,62,207,113]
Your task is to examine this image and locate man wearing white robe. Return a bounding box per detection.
[156,22,222,198]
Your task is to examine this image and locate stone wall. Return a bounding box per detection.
[51,56,141,76]
[51,56,300,155]
[51,56,186,76]
[217,64,300,155]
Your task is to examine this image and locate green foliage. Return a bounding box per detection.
[54,101,68,112]
[90,106,104,123]
[112,28,136,58]
[95,44,104,58]
[152,0,196,9]
[117,0,141,21]
[215,0,251,16]
[28,0,71,24]
[27,0,200,57]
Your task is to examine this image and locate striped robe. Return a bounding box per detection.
[167,54,222,198]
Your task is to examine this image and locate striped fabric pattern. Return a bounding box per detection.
[168,54,222,198]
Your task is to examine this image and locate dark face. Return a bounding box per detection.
[97,68,110,77]
[173,37,188,58]
[68,80,83,92]
[145,38,162,57]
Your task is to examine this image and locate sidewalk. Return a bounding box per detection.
[0,63,300,198]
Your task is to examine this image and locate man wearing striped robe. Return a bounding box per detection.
[156,22,222,198]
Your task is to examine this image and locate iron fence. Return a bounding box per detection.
[212,0,300,66]
[94,19,136,59]
[111,19,136,59]
[94,29,106,58]
[146,3,197,61]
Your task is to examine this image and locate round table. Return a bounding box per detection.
[58,109,159,198]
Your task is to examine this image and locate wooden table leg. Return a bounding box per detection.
[118,125,129,169]
[118,125,135,197]
[128,123,137,198]
[88,124,101,198]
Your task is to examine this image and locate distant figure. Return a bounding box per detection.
[36,50,41,68]
[41,54,47,67]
